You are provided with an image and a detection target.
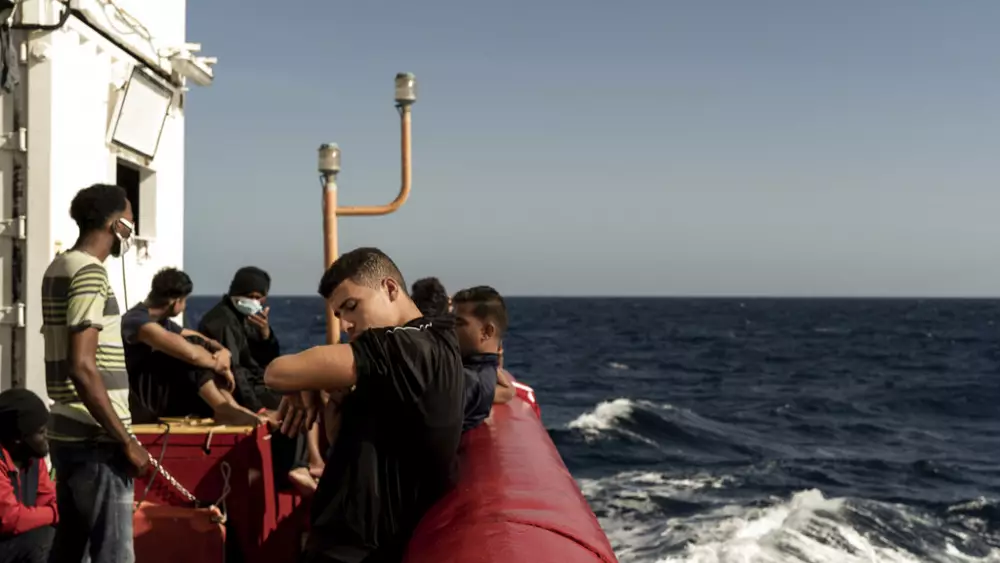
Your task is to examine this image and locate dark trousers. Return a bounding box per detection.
[129,336,217,424]
[47,442,134,563]
[0,526,55,563]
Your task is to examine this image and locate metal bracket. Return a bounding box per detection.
[0,303,25,328]
[0,216,25,240]
[0,128,26,152]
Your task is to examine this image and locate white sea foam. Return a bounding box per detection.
[579,471,1000,563]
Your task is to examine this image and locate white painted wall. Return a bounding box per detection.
[10,0,192,398]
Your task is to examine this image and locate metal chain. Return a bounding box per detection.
[145,451,199,504]
[131,432,199,505]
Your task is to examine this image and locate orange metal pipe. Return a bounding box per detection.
[336,106,412,217]
[321,103,414,345]
[322,182,339,344]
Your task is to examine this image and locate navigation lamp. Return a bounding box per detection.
[394,73,417,105]
[318,143,341,175]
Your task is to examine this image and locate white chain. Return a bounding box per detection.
[131,433,200,505]
[145,450,200,504]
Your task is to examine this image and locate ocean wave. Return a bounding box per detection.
[560,398,780,462]
[579,470,1000,563]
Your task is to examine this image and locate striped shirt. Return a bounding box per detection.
[41,250,131,442]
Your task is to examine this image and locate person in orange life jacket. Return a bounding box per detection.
[121,267,261,427]
[411,277,451,317]
[452,286,516,432]
[265,247,466,563]
[0,389,57,563]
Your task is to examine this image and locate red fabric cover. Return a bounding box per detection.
[404,398,618,563]
[133,424,305,563]
[133,502,226,563]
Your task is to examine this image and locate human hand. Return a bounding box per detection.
[122,438,151,478]
[276,391,320,438]
[247,307,271,340]
[212,348,232,373]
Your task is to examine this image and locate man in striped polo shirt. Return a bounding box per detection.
[42,184,150,563]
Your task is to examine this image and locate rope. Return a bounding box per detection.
[215,461,231,522]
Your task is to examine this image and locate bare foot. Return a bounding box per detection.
[213,403,261,426]
[288,467,318,497]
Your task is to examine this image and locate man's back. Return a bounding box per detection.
[121,302,182,375]
[41,250,130,442]
[307,317,465,562]
[462,353,500,432]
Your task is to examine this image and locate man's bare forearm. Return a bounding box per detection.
[181,328,223,353]
[71,364,132,444]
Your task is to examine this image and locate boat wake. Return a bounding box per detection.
[556,398,1000,563]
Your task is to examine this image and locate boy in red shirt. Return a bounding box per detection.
[0,388,57,563]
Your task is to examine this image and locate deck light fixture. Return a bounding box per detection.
[394,73,417,106]
[318,143,341,177]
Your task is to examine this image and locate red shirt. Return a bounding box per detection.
[0,445,58,535]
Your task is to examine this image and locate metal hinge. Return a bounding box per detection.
[0,216,25,239]
[0,303,25,328]
[0,128,26,152]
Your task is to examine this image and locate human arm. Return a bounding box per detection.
[493,367,516,404]
[180,328,224,354]
[246,308,280,367]
[264,344,357,392]
[0,459,58,534]
[36,458,58,515]
[138,323,223,370]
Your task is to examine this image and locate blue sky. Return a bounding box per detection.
[185,1,1000,297]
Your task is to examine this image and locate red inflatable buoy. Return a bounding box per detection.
[405,394,618,563]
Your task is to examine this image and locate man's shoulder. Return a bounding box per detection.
[198,298,234,326]
[122,303,150,324]
[43,251,105,288]
[376,317,458,355]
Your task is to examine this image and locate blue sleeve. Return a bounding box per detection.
[166,319,183,334]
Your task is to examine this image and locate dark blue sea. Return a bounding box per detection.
[187,297,1000,563]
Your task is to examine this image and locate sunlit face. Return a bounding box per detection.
[109,200,135,258]
[329,278,403,342]
[454,303,493,355]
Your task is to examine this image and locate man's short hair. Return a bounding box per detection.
[70,184,129,234]
[318,247,407,299]
[411,277,449,317]
[452,285,508,336]
[148,267,194,307]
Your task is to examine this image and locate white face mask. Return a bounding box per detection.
[115,217,134,255]
[231,296,262,317]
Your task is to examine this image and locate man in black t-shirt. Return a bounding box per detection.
[265,247,465,563]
